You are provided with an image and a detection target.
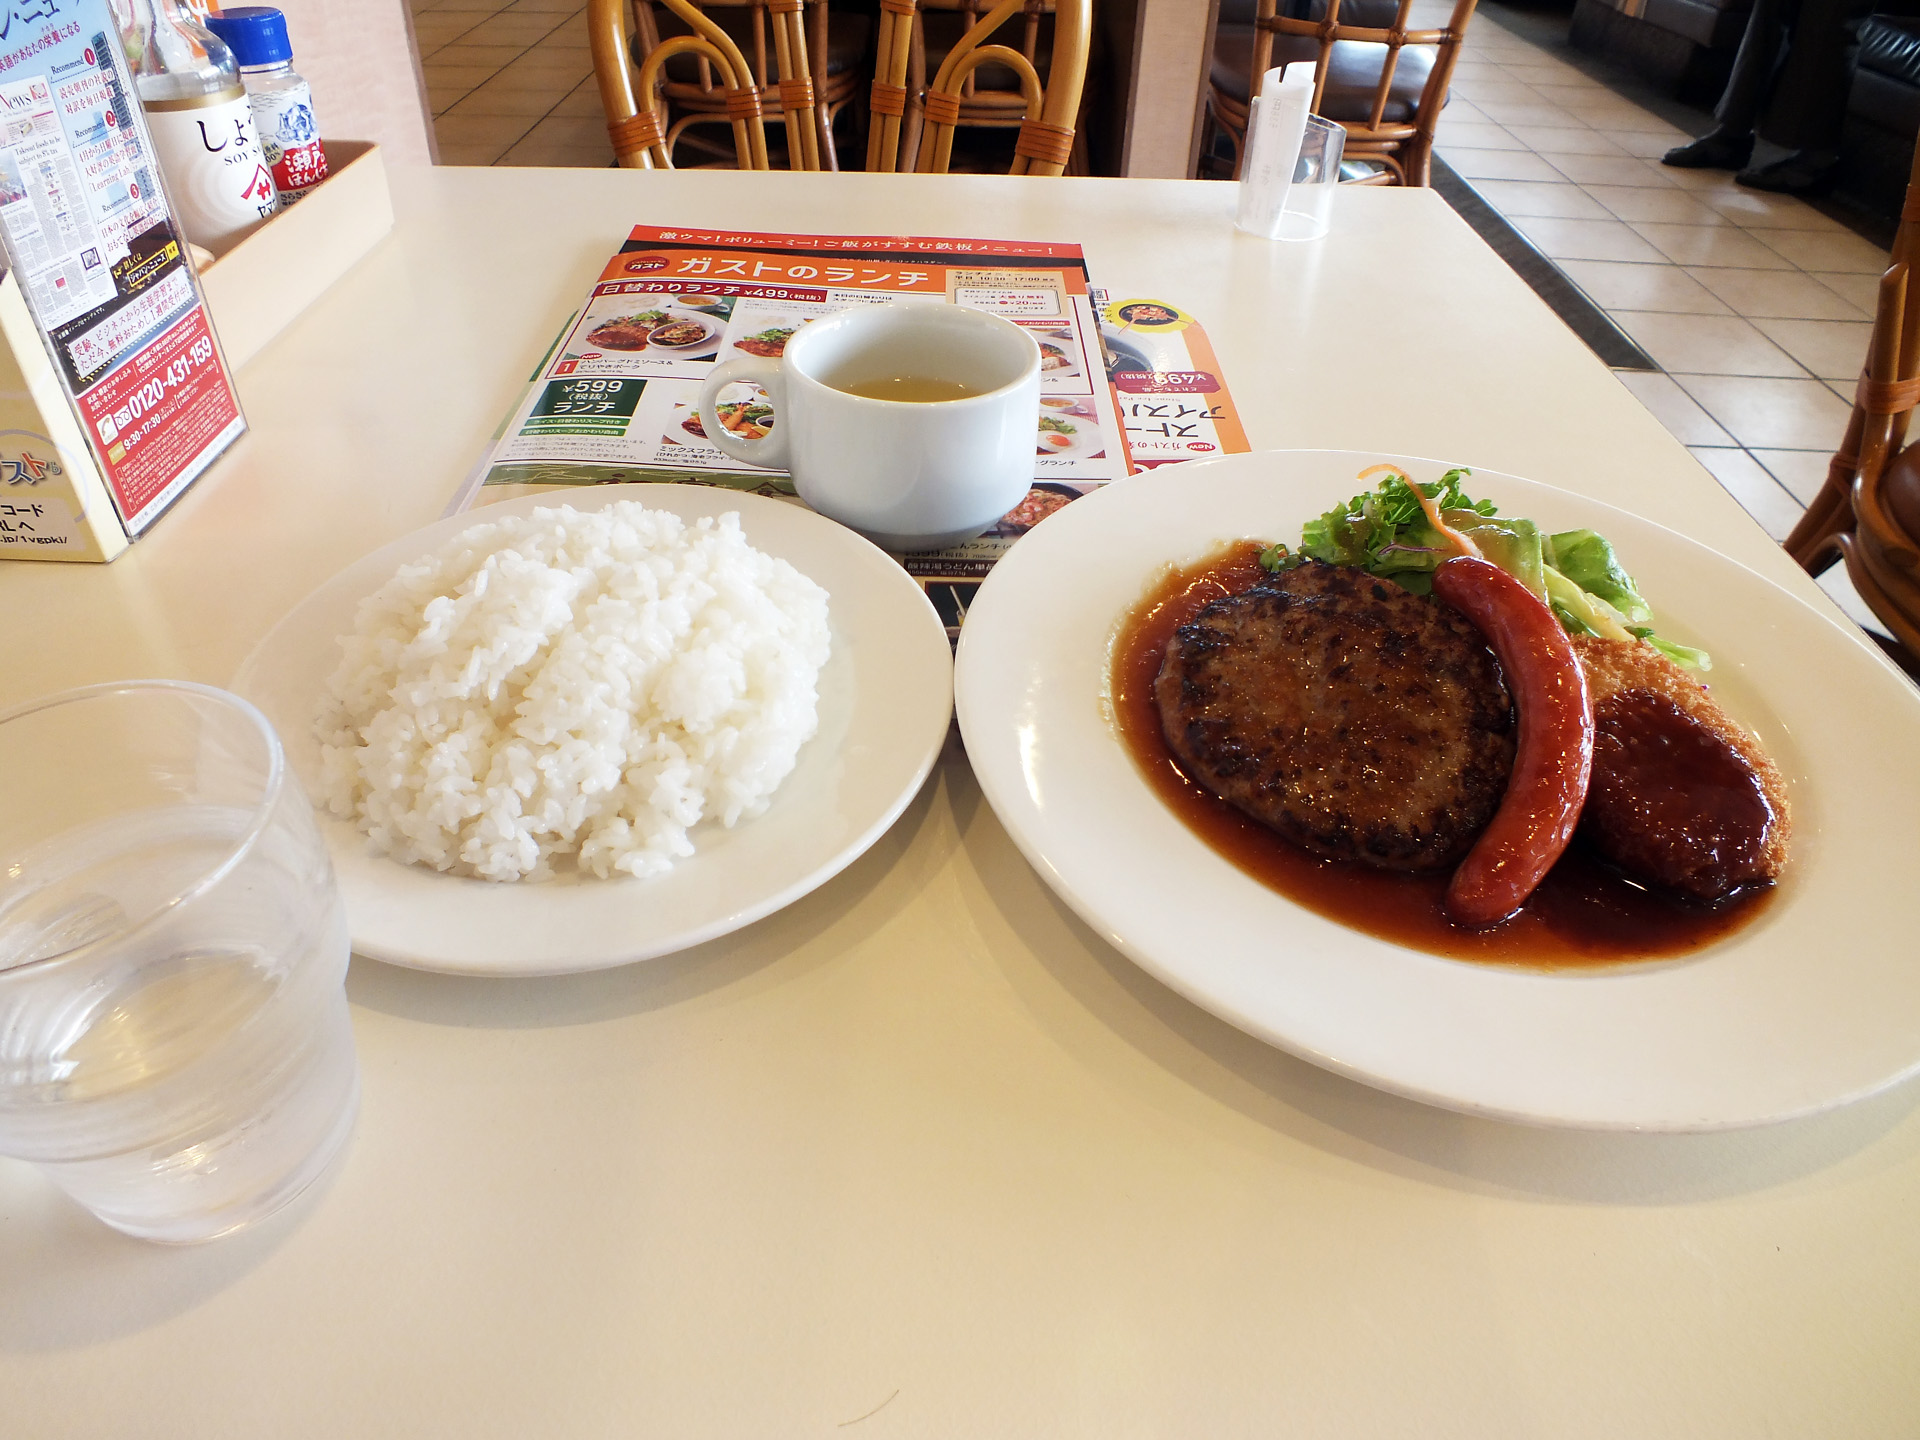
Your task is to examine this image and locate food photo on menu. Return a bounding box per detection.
[997,482,1089,534]
[712,293,902,362]
[725,314,811,358]
[1036,397,1105,461]
[664,392,773,450]
[567,291,737,365]
[1036,335,1077,375]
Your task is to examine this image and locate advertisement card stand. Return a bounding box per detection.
[0,0,246,562]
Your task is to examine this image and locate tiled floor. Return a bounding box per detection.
[1433,12,1892,631]
[410,0,610,167]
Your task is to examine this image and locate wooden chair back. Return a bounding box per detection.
[1783,257,1920,661]
[867,0,918,173]
[1786,132,1920,580]
[903,0,1056,165]
[865,0,1090,176]
[591,0,834,170]
[1210,0,1477,186]
[1779,124,1920,665]
[1836,265,1920,658]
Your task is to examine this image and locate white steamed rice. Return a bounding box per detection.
[314,501,830,882]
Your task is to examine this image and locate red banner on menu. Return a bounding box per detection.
[612,228,1089,261]
[76,305,240,527]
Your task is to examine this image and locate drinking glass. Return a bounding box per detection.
[1276,115,1345,242]
[0,680,357,1243]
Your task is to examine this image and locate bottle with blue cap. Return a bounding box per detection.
[206,7,328,206]
[131,0,280,251]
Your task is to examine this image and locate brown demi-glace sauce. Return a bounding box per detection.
[1110,543,1774,967]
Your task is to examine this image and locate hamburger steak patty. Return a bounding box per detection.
[1154,562,1516,871]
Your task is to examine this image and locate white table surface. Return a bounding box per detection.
[3,168,1915,1438]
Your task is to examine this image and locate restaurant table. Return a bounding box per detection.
[3,169,1915,1438]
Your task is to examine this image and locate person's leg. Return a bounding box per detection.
[1735,0,1872,190]
[1664,0,1797,168]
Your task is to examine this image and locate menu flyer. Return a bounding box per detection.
[0,0,245,563]
[456,227,1248,630]
[902,293,1250,632]
[1094,291,1250,469]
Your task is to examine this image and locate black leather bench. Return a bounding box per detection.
[1567,0,1754,102]
[1840,13,1920,216]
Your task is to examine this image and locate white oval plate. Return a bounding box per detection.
[235,485,952,977]
[1036,412,1099,460]
[645,308,722,358]
[953,450,1920,1131]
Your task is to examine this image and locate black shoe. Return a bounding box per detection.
[1736,149,1839,194]
[1662,129,1754,170]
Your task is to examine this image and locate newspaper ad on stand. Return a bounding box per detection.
[0,0,245,559]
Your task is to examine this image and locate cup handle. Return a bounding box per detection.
[697,358,790,470]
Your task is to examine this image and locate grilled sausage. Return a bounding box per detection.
[1431,556,1595,928]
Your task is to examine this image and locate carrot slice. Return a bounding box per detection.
[1413,484,1485,561]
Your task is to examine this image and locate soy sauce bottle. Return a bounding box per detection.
[132,0,280,252]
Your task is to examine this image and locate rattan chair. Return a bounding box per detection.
[1832,267,1920,661]
[897,1,1070,173]
[590,0,859,170]
[1786,136,1920,582]
[1783,135,1920,663]
[865,0,1090,176]
[1205,0,1477,186]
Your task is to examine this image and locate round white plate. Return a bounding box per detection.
[953,450,1920,1131]
[579,307,670,353]
[1036,413,1098,460]
[724,319,805,363]
[1036,350,1082,382]
[646,309,722,358]
[235,485,952,977]
[1097,326,1184,375]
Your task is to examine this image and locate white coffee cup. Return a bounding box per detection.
[696,304,1042,550]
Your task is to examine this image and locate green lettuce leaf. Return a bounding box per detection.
[1543,565,1634,642]
[1630,626,1712,671]
[1453,514,1546,601]
[1287,467,1494,594]
[1262,466,1710,669]
[1547,529,1651,623]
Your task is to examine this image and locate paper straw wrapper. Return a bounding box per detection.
[1235,65,1315,240]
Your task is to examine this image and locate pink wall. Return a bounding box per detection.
[276,0,437,166]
